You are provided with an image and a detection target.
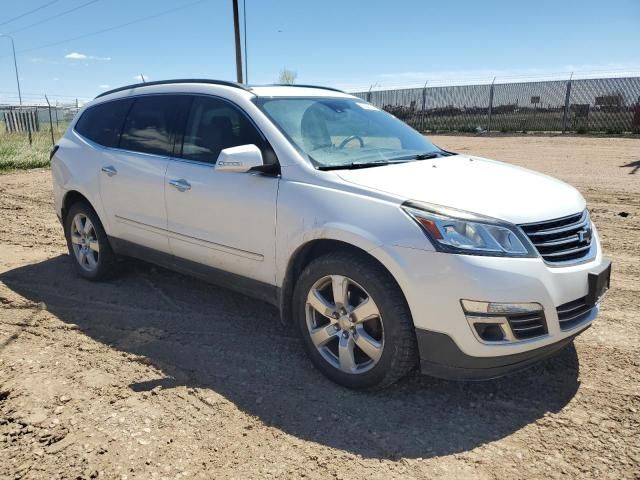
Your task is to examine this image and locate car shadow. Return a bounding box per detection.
[0,255,581,460]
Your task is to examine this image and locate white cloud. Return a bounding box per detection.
[133,74,150,82]
[65,52,87,60]
[98,84,111,89]
[65,52,111,61]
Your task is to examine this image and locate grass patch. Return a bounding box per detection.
[0,122,63,172]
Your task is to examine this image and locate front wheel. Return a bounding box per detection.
[293,252,418,389]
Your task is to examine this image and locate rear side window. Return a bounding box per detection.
[120,95,190,156]
[74,99,132,147]
[181,96,265,164]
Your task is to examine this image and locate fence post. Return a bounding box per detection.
[419,80,428,132]
[54,100,59,130]
[486,77,496,132]
[45,95,55,146]
[562,73,573,133]
[26,108,33,146]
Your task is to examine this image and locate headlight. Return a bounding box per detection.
[402,201,537,257]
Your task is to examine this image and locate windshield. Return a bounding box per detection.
[254,97,445,169]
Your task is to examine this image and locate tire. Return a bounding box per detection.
[64,200,117,281]
[293,251,418,389]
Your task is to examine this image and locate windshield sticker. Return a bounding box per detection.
[356,102,380,111]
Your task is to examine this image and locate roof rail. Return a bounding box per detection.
[95,79,252,99]
[260,84,345,93]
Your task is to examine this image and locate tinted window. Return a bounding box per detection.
[120,95,189,156]
[74,99,132,147]
[181,96,264,164]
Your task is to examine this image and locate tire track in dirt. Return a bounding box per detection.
[1,137,639,479]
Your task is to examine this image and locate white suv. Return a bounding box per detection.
[51,80,611,389]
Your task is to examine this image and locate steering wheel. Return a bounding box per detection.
[338,135,364,149]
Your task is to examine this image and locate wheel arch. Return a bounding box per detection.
[278,239,410,325]
[61,190,93,223]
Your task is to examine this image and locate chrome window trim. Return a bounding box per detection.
[73,92,276,166]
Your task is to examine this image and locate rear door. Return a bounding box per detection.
[164,95,279,284]
[98,95,190,253]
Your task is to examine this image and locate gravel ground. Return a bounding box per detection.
[0,135,638,479]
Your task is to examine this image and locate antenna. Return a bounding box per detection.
[140,74,146,83]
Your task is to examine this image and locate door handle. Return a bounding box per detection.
[101,165,117,177]
[169,179,191,192]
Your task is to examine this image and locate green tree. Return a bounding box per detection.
[278,68,297,84]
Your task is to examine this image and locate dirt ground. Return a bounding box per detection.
[0,135,638,480]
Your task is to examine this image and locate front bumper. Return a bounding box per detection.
[370,230,609,374]
[416,325,588,380]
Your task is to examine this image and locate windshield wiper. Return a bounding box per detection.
[317,160,398,171]
[414,152,441,160]
[387,151,455,162]
[393,152,442,161]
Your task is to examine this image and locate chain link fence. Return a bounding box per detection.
[352,76,640,134]
[0,103,80,145]
[0,102,81,170]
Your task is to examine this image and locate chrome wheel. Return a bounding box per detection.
[70,213,100,272]
[305,275,384,374]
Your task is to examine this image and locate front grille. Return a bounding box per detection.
[519,210,593,264]
[506,311,547,340]
[557,296,593,330]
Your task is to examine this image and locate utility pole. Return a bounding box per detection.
[562,72,573,134]
[0,34,23,106]
[487,76,496,133]
[232,0,243,84]
[243,0,248,84]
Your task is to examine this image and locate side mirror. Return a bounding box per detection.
[215,144,264,173]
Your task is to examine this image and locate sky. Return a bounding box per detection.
[0,0,639,105]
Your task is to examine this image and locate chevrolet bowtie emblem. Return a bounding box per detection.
[578,227,592,243]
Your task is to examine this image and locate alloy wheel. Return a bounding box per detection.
[305,275,384,374]
[70,213,100,272]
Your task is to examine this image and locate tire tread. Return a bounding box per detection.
[294,250,418,389]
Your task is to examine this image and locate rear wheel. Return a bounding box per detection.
[294,252,417,389]
[64,201,117,280]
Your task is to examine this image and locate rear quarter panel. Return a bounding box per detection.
[51,131,113,234]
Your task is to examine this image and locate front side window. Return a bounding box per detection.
[120,95,189,156]
[74,99,132,148]
[255,97,446,169]
[181,96,265,164]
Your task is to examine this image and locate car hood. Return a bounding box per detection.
[336,155,585,224]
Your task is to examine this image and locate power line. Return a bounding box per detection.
[0,0,61,28]
[8,0,102,35]
[0,89,93,98]
[15,0,209,55]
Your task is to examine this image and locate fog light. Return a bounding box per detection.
[473,323,505,342]
[461,300,546,344]
[461,300,543,315]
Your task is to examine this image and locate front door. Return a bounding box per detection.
[164,95,279,284]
